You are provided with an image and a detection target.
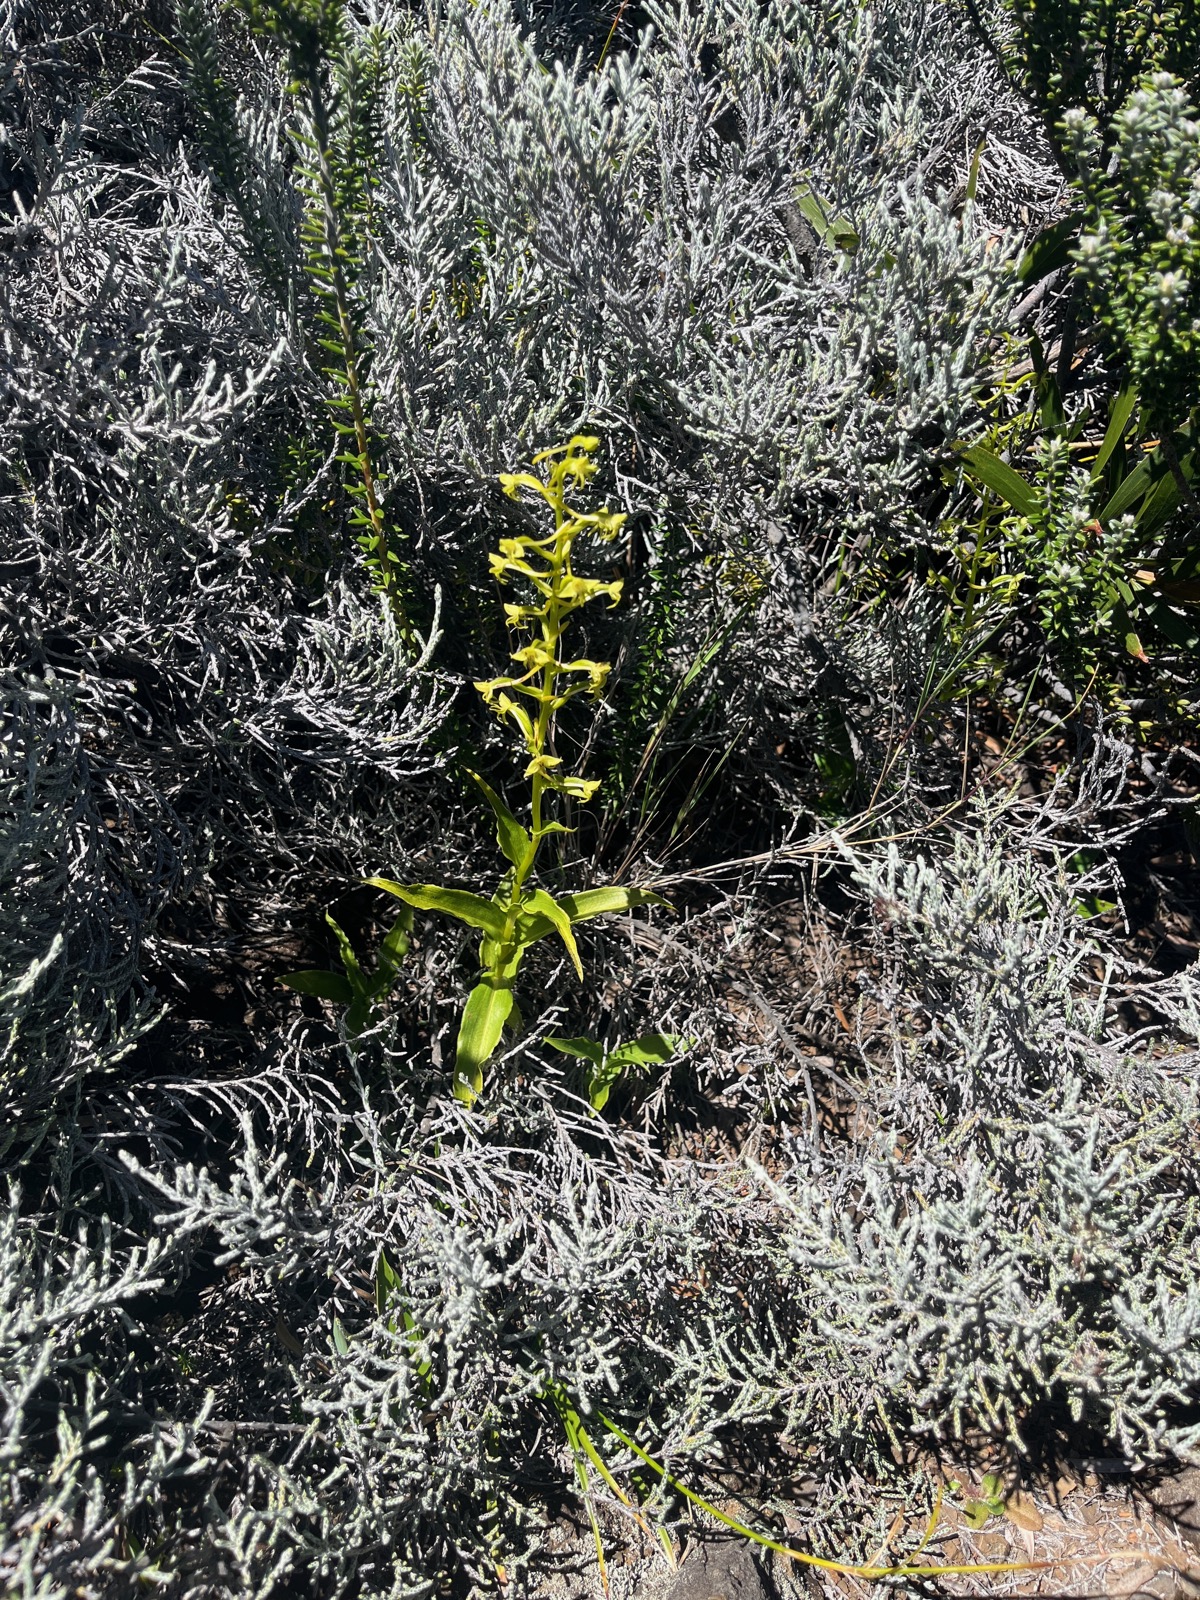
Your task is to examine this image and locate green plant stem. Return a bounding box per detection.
[303,67,414,649]
[596,1413,1065,1582]
[485,516,569,978]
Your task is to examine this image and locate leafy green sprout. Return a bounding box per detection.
[281,906,412,1036]
[546,1033,691,1111]
[367,436,666,1104]
[955,1472,1009,1529]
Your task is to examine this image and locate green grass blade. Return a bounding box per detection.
[1091,384,1138,481]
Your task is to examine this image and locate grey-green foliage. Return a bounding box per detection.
[359,0,1017,548]
[170,0,1042,648]
[2,0,1198,1595]
[0,680,173,1150]
[6,789,1200,1596]
[0,1197,206,1599]
[777,813,1200,1458]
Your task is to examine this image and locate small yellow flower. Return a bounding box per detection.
[559,775,601,801]
[504,602,544,626]
[566,658,612,694]
[524,753,564,778]
[510,642,555,672]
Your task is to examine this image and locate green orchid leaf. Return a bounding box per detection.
[376,1248,403,1316]
[606,1033,689,1068]
[794,182,859,255]
[331,1317,351,1357]
[1075,893,1118,918]
[454,980,515,1103]
[279,969,355,1004]
[365,878,507,939]
[545,1035,606,1067]
[345,996,373,1036]
[376,907,413,981]
[1091,384,1138,481]
[325,913,366,991]
[401,1305,433,1384]
[523,888,583,978]
[588,1077,617,1112]
[515,918,549,947]
[959,445,1038,519]
[559,886,668,923]
[467,770,531,869]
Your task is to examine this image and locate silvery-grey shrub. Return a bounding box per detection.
[2,0,1197,1594]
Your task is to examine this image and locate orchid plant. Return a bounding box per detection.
[367,436,665,1103]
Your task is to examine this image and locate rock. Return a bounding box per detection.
[970,1531,1011,1560]
[1116,1560,1167,1597]
[1143,1468,1200,1552]
[651,1540,769,1600]
[1125,1568,1200,1600]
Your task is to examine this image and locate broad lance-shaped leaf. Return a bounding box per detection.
[607,1033,689,1068]
[545,1035,606,1066]
[958,445,1038,519]
[524,888,582,978]
[534,820,573,839]
[365,877,507,938]
[376,1248,403,1315]
[279,969,354,1004]
[518,885,668,946]
[376,907,413,981]
[793,180,859,255]
[547,1033,689,1111]
[518,885,667,946]
[561,886,668,922]
[466,769,531,869]
[326,912,366,988]
[454,980,515,1104]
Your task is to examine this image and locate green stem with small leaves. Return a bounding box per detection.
[300,66,414,648]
